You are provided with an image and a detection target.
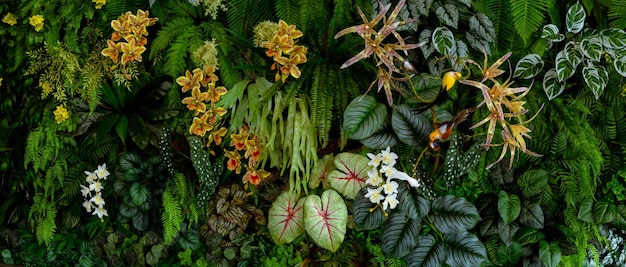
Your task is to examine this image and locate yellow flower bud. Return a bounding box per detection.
[2,13,17,26]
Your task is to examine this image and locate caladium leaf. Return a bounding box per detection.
[353,186,387,230]
[543,69,565,100]
[498,191,521,225]
[304,189,347,252]
[514,54,544,79]
[432,26,456,55]
[327,153,370,199]
[565,2,585,33]
[382,211,421,258]
[406,234,444,267]
[580,35,603,61]
[444,232,488,267]
[431,195,481,234]
[268,192,305,244]
[343,96,387,140]
[309,154,335,190]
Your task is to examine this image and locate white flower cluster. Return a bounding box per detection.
[81,164,110,221]
[364,147,421,214]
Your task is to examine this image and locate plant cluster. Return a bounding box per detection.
[80,164,111,222]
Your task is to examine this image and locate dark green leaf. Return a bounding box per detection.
[124,167,143,182]
[515,227,545,246]
[178,230,201,251]
[517,169,549,197]
[358,119,398,149]
[496,242,522,266]
[382,212,421,258]
[406,235,444,267]
[565,2,585,33]
[132,213,149,232]
[519,203,544,229]
[593,200,617,224]
[128,114,150,149]
[120,203,138,218]
[444,232,487,267]
[577,198,594,223]
[498,221,519,246]
[398,182,430,220]
[353,187,387,230]
[431,195,481,234]
[78,255,95,267]
[435,3,459,29]
[612,205,626,230]
[343,96,387,140]
[391,104,431,147]
[539,240,561,267]
[129,182,149,206]
[498,191,521,224]
[115,116,128,145]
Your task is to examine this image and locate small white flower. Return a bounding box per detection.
[382,181,399,195]
[382,193,399,210]
[85,171,97,183]
[92,206,108,220]
[388,170,421,188]
[380,164,396,178]
[367,153,382,168]
[364,186,384,204]
[95,164,110,179]
[380,147,398,166]
[90,192,105,206]
[366,168,383,186]
[83,200,94,213]
[80,185,91,198]
[89,180,103,192]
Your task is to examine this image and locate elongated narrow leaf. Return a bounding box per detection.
[382,212,421,258]
[582,63,608,100]
[327,153,370,199]
[600,28,626,49]
[416,0,434,16]
[515,227,545,245]
[543,69,565,100]
[304,190,347,252]
[580,36,603,61]
[555,50,574,82]
[539,240,561,267]
[498,221,519,246]
[469,13,495,42]
[444,232,487,267]
[577,198,594,223]
[498,191,521,224]
[353,187,387,230]
[565,2,585,33]
[435,3,459,29]
[564,41,584,69]
[391,104,431,147]
[614,57,626,77]
[517,169,549,197]
[268,192,305,244]
[432,26,455,55]
[541,24,564,43]
[514,54,544,79]
[593,200,617,224]
[519,203,544,229]
[343,96,387,140]
[398,182,430,220]
[431,195,480,233]
[130,182,149,206]
[407,235,444,267]
[309,154,335,189]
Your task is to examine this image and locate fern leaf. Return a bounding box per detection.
[509,0,549,43]
[162,189,182,243]
[149,17,193,60]
[227,0,253,34]
[609,0,626,28]
[275,0,300,25]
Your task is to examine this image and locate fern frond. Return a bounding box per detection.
[477,0,516,53]
[609,0,626,28]
[149,17,193,61]
[275,0,300,25]
[161,189,182,243]
[163,34,192,78]
[227,0,254,34]
[509,0,549,43]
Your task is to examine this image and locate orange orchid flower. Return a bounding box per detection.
[242,164,270,185]
[224,149,242,174]
[120,39,146,65]
[189,114,213,137]
[182,87,209,114]
[101,40,121,63]
[176,69,202,93]
[208,127,228,146]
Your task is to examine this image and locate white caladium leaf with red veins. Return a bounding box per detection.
[304,189,348,252]
[268,192,305,244]
[327,153,371,199]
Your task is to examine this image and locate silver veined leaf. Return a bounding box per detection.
[541,24,564,43]
[580,36,603,61]
[391,104,431,147]
[564,41,584,69]
[457,0,471,7]
[432,26,456,55]
[600,28,626,49]
[444,232,488,267]
[466,32,491,56]
[582,63,608,100]
[543,69,565,100]
[343,96,387,140]
[614,56,626,77]
[435,3,459,29]
[514,54,544,79]
[469,13,495,42]
[555,50,574,82]
[449,40,468,72]
[304,190,347,252]
[417,0,434,16]
[420,29,435,58]
[565,2,585,33]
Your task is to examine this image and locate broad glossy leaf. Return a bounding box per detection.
[416,0,434,16]
[517,169,549,197]
[580,36,603,61]
[496,242,522,266]
[124,167,143,182]
[132,212,149,231]
[419,29,436,59]
[409,73,441,104]
[444,232,487,267]
[397,182,430,220]
[358,119,398,149]
[541,24,564,43]
[391,104,431,147]
[514,54,544,79]
[129,182,149,206]
[600,28,626,49]
[432,26,455,55]
[327,153,370,199]
[519,203,544,229]
[128,114,150,149]
[469,13,495,42]
[577,198,594,223]
[382,211,421,258]
[582,63,608,100]
[614,56,626,77]
[304,189,347,252]
[515,227,545,245]
[498,221,519,246]
[353,187,387,230]
[593,200,617,224]
[406,235,444,267]
[309,154,335,189]
[343,96,387,140]
[466,31,491,56]
[431,195,481,234]
[268,192,305,244]
[498,191,521,225]
[120,203,138,218]
[435,3,459,29]
[542,69,565,100]
[178,229,201,251]
[78,255,95,267]
[613,205,626,230]
[555,50,574,82]
[539,240,561,267]
[565,2,585,33]
[564,41,584,69]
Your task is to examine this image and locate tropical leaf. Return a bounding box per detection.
[304,189,347,252]
[353,187,387,230]
[498,221,519,246]
[577,198,594,223]
[582,63,608,100]
[580,35,603,61]
[431,195,481,234]
[391,104,431,147]
[565,2,586,34]
[382,211,421,258]
[517,169,549,197]
[416,0,434,16]
[268,192,305,244]
[129,182,149,206]
[327,153,370,199]
[343,96,387,140]
[497,191,521,225]
[541,24,564,43]
[397,182,430,220]
[593,200,617,224]
[450,40,468,71]
[469,13,495,42]
[496,242,522,266]
[432,26,456,55]
[515,227,545,245]
[444,232,488,267]
[615,56,626,77]
[555,50,574,82]
[435,3,459,29]
[466,31,491,56]
[542,69,565,100]
[132,213,149,232]
[539,240,561,267]
[599,28,626,49]
[406,234,444,267]
[358,129,398,149]
[564,41,584,69]
[510,0,548,42]
[309,154,335,190]
[419,29,436,58]
[514,54,544,79]
[519,203,544,229]
[613,205,626,230]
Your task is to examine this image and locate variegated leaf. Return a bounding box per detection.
[564,41,584,69]
[565,2,585,33]
[514,54,544,79]
[541,24,564,43]
[466,32,491,56]
[470,13,495,42]
[580,36,603,61]
[614,56,626,77]
[417,0,434,16]
[600,28,626,49]
[457,0,471,7]
[435,3,459,29]
[432,26,456,55]
[582,63,608,100]
[420,29,435,58]
[543,69,565,100]
[555,50,574,82]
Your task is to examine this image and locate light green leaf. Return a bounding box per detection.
[519,203,544,229]
[580,35,603,61]
[435,3,459,29]
[593,200,617,224]
[343,96,387,140]
[129,182,149,206]
[469,13,495,42]
[353,187,387,230]
[577,198,594,223]
[542,69,565,100]
[444,232,488,267]
[582,63,608,100]
[382,212,421,258]
[539,240,561,267]
[517,169,549,197]
[417,0,434,16]
[304,189,347,252]
[431,195,481,234]
[391,104,431,147]
[600,28,626,49]
[614,56,626,77]
[309,154,335,190]
[555,50,574,82]
[514,54,544,79]
[432,26,456,55]
[406,235,444,267]
[564,41,584,69]
[541,24,564,43]
[327,153,370,199]
[510,0,548,42]
[419,29,435,58]
[565,2,586,33]
[498,191,521,225]
[268,192,305,244]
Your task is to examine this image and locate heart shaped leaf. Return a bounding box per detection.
[327,153,370,199]
[517,169,549,197]
[564,41,584,69]
[555,50,574,82]
[515,227,545,245]
[406,234,445,267]
[519,203,544,229]
[543,69,565,100]
[593,200,617,224]
[539,240,561,267]
[398,182,430,220]
[514,54,544,79]
[580,36,603,61]
[431,195,481,234]
[565,2,585,33]
[600,28,626,49]
[382,211,421,258]
[582,63,608,100]
[343,96,387,140]
[309,154,335,190]
[130,182,149,206]
[304,189,347,252]
[577,198,594,223]
[268,192,305,244]
[498,221,519,246]
[444,232,487,267]
[432,26,456,55]
[498,191,521,225]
